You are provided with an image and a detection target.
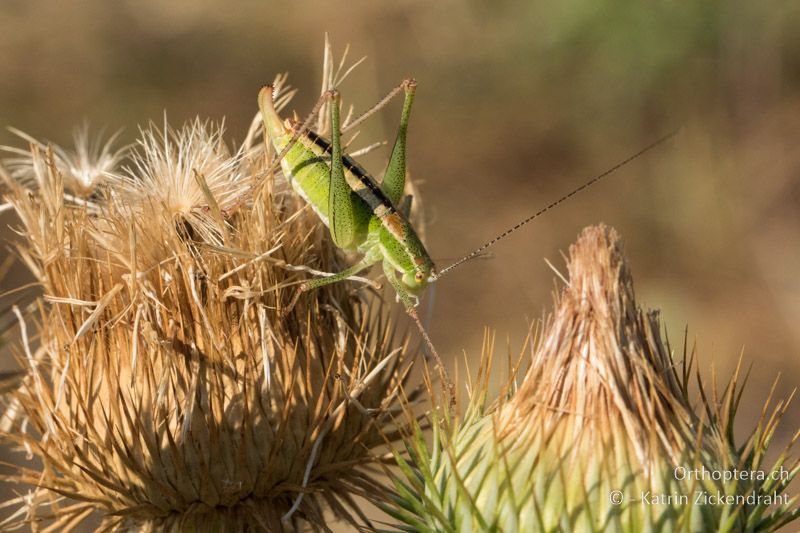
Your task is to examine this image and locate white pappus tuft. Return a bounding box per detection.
[112,118,251,245]
[2,123,127,199]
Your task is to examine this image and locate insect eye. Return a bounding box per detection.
[415,272,424,282]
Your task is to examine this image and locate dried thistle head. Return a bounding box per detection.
[110,119,251,245]
[2,124,127,199]
[0,70,417,530]
[387,225,799,532]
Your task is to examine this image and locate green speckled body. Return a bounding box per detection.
[272,130,373,250]
[258,82,435,307]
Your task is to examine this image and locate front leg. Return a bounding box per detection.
[384,259,457,407]
[382,260,419,310]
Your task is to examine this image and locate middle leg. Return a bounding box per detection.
[283,256,379,315]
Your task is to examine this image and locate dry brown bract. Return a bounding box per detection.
[0,117,415,531]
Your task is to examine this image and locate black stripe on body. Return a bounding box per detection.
[301,128,428,276]
[304,129,397,217]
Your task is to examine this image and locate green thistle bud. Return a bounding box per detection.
[387,225,798,532]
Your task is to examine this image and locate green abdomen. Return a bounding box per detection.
[280,136,372,249]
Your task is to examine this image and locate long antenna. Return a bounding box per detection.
[431,130,679,280]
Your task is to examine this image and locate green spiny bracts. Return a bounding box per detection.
[385,225,799,533]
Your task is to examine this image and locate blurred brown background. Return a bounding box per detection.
[1,0,798,526]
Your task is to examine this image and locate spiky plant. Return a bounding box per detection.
[0,47,419,531]
[386,225,799,532]
[2,123,127,200]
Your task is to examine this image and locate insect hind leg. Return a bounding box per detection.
[381,79,416,206]
[341,79,415,133]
